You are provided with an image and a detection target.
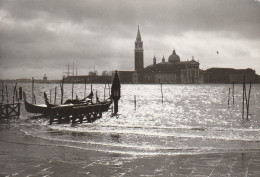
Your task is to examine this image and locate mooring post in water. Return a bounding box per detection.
[228,88,230,106]
[246,80,252,120]
[244,80,248,110]
[60,76,64,104]
[1,82,4,102]
[72,82,74,100]
[54,86,57,105]
[32,77,34,104]
[34,94,36,104]
[91,84,93,103]
[160,83,163,104]
[232,83,235,104]
[13,83,17,105]
[134,95,136,111]
[111,71,121,115]
[5,84,8,104]
[84,78,87,98]
[242,75,245,119]
[15,87,18,103]
[96,90,98,104]
[50,88,52,103]
[19,87,22,101]
[104,83,106,101]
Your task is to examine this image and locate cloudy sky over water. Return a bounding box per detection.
[0,0,259,79]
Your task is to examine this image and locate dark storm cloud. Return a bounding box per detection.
[0,0,259,79]
[2,0,260,37]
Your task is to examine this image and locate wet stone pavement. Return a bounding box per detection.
[114,152,260,177]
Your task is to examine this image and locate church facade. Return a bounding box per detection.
[132,27,201,84]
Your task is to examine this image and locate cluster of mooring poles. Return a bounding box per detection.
[0,82,22,118]
[227,75,252,120]
[133,81,164,111]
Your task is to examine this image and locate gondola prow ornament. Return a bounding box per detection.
[111,70,121,116]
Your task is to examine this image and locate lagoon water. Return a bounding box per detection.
[1,83,260,176]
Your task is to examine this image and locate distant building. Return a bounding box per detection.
[203,68,257,83]
[113,71,134,84]
[43,74,47,83]
[132,27,201,84]
[64,75,111,83]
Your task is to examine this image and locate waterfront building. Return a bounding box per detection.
[132,27,201,84]
[203,68,257,83]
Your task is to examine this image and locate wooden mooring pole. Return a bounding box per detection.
[50,88,52,103]
[72,82,74,100]
[242,75,245,119]
[160,83,163,104]
[1,82,4,102]
[5,84,8,104]
[32,77,34,104]
[54,86,57,105]
[60,76,64,104]
[134,95,136,111]
[246,80,252,120]
[13,83,17,105]
[91,84,93,103]
[228,88,230,106]
[232,83,235,104]
[84,79,87,98]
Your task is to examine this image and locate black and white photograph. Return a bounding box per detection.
[0,0,260,176]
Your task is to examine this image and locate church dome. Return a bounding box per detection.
[168,50,180,63]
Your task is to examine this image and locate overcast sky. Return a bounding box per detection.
[0,0,259,79]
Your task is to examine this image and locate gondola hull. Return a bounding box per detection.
[23,92,52,115]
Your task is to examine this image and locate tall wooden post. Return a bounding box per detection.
[161,83,163,104]
[232,83,235,104]
[96,91,98,104]
[5,84,8,104]
[54,86,57,105]
[246,80,252,120]
[32,77,34,104]
[84,78,87,98]
[90,84,93,103]
[228,88,230,106]
[242,75,245,119]
[15,87,18,103]
[13,83,17,104]
[50,89,52,103]
[72,82,74,100]
[34,94,36,104]
[103,84,105,101]
[60,76,64,104]
[134,95,136,111]
[19,87,22,101]
[1,82,4,103]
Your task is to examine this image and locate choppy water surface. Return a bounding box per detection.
[3,83,260,156]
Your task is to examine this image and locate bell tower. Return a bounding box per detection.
[134,26,144,70]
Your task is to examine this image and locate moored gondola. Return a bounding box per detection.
[23,92,56,115]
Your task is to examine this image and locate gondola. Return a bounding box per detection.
[23,92,56,115]
[23,91,94,115]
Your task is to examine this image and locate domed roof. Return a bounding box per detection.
[168,50,180,63]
